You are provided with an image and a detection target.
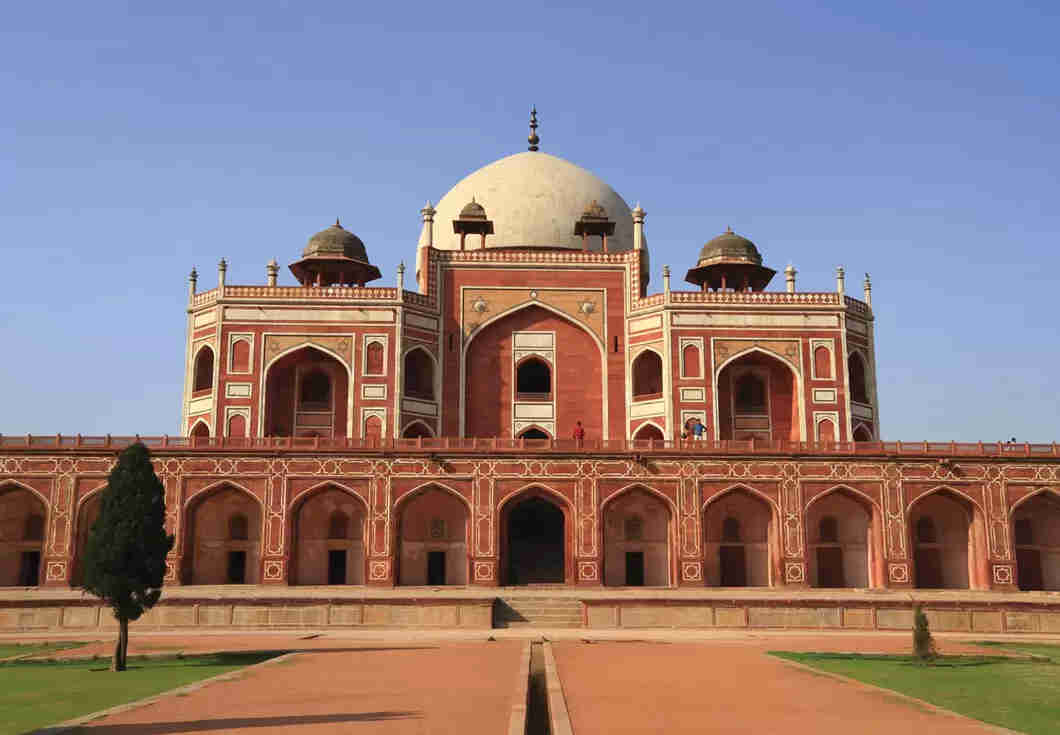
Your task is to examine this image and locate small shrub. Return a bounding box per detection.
[913,604,937,662]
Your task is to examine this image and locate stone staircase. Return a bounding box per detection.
[494,596,584,628]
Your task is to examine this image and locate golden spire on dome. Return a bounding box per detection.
[527,106,540,151]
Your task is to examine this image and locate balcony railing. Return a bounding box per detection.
[0,434,1056,458]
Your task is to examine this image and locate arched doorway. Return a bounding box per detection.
[704,488,775,586]
[503,492,567,585]
[401,421,434,439]
[853,424,873,442]
[631,350,663,400]
[182,485,261,584]
[193,346,214,393]
[1011,492,1060,591]
[72,493,103,586]
[264,346,349,438]
[805,489,874,588]
[189,421,210,439]
[716,350,801,441]
[910,490,975,589]
[517,427,551,440]
[848,352,870,404]
[396,486,469,585]
[291,486,366,585]
[603,488,672,586]
[0,485,46,586]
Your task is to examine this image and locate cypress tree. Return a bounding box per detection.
[81,442,174,671]
[912,604,937,662]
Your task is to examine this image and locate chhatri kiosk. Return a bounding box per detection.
[2,114,1058,632]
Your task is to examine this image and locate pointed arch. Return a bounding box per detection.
[847,348,870,404]
[500,483,572,585]
[805,484,882,516]
[460,301,608,438]
[260,342,353,439]
[289,480,369,514]
[71,483,108,586]
[601,483,676,587]
[702,483,782,516]
[907,485,986,590]
[188,419,210,439]
[715,345,801,378]
[401,420,436,439]
[804,485,881,588]
[0,479,51,510]
[289,481,367,585]
[631,347,664,400]
[403,345,437,401]
[714,346,805,442]
[182,480,263,585]
[498,482,575,515]
[516,425,553,440]
[853,422,874,442]
[602,482,679,517]
[703,483,779,587]
[395,481,473,515]
[905,485,985,516]
[632,420,666,441]
[394,482,471,586]
[1010,486,1060,513]
[192,344,215,392]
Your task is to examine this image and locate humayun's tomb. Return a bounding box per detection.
[2,115,1059,633]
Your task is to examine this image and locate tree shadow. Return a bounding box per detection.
[74,711,420,733]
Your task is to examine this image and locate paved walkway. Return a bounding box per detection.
[553,637,997,734]
[71,641,524,734]
[33,630,1042,733]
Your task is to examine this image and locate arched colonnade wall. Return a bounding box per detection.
[2,455,1058,592]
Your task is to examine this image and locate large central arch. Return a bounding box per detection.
[461,303,607,439]
[500,487,571,585]
[714,347,804,441]
[261,344,351,438]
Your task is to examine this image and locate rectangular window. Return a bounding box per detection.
[226,551,247,584]
[328,549,347,585]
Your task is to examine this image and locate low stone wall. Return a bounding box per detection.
[0,597,493,632]
[583,598,1060,633]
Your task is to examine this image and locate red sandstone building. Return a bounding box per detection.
[2,122,1059,632]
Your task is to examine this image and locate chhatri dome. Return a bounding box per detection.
[423,111,636,252]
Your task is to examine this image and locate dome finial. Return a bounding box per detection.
[335,217,341,227]
[527,106,540,151]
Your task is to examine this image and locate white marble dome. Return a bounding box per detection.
[428,152,634,252]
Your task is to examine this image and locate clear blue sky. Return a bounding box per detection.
[2,2,1057,440]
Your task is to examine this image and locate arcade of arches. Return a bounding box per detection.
[603,489,672,586]
[503,492,567,585]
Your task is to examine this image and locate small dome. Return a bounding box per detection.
[459,198,488,220]
[697,228,762,266]
[303,220,369,262]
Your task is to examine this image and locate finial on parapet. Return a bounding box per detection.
[663,264,672,300]
[266,258,279,287]
[632,202,646,250]
[188,267,198,302]
[528,106,540,151]
[784,264,797,294]
[863,272,872,307]
[397,261,406,291]
[218,259,227,289]
[836,266,845,296]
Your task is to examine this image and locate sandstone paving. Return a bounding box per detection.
[553,636,1001,734]
[67,640,524,734]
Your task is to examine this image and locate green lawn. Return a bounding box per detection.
[0,641,86,660]
[771,644,1060,735]
[0,651,283,734]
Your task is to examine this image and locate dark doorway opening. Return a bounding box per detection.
[19,551,40,586]
[914,548,943,588]
[507,497,564,585]
[720,545,746,586]
[227,551,247,584]
[518,428,550,440]
[1017,548,1043,591]
[625,551,645,586]
[427,551,447,586]
[815,547,845,588]
[328,550,347,585]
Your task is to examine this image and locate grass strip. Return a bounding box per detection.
[0,641,86,660]
[770,648,1060,735]
[0,651,282,735]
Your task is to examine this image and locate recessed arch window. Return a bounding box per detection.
[734,373,767,413]
[848,352,869,404]
[681,343,701,378]
[230,340,251,373]
[404,349,435,400]
[517,427,550,440]
[365,341,385,376]
[193,346,214,392]
[819,516,839,543]
[328,511,349,540]
[632,351,662,399]
[813,346,832,379]
[624,515,644,541]
[722,517,742,542]
[916,517,936,544]
[516,358,551,400]
[24,514,45,542]
[228,513,249,541]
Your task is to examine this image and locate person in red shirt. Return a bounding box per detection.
[573,421,586,446]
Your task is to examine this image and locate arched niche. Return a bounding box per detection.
[404,348,435,401]
[909,489,986,590]
[396,486,469,586]
[515,356,552,401]
[632,350,663,400]
[681,343,701,378]
[805,488,878,588]
[230,339,251,373]
[716,350,801,441]
[189,420,210,439]
[0,484,46,586]
[401,421,435,439]
[632,423,665,441]
[1011,491,1060,591]
[517,426,551,440]
[193,346,214,393]
[182,484,262,584]
[264,345,349,438]
[72,491,104,587]
[853,423,873,442]
[290,485,366,585]
[602,487,673,587]
[703,488,777,587]
[813,346,833,379]
[848,351,870,404]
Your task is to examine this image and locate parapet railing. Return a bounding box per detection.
[191,285,399,307]
[0,435,1056,458]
